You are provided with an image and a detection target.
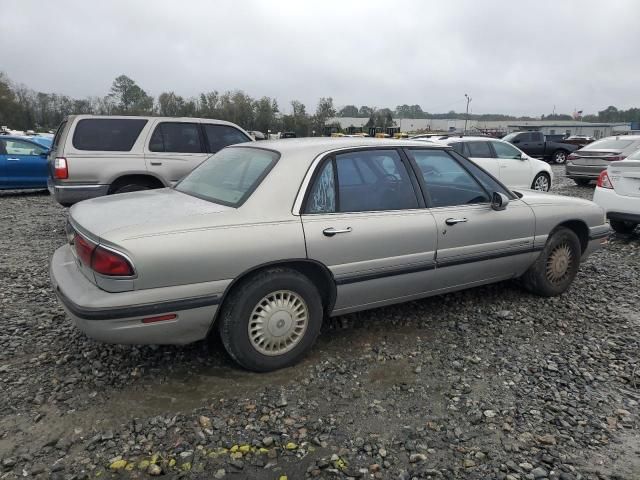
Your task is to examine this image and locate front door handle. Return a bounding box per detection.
[6,157,20,161]
[445,218,468,225]
[323,227,352,237]
[150,161,162,166]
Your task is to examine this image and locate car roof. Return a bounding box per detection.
[65,114,245,129]
[229,137,449,159]
[427,136,497,144]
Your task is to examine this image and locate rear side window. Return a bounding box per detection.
[466,141,492,158]
[450,142,467,155]
[203,124,251,152]
[306,149,418,213]
[149,122,204,153]
[72,119,147,151]
[4,139,46,155]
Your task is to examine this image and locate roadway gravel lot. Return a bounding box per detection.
[0,166,639,480]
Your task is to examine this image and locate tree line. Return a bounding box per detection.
[1,72,639,135]
[0,73,336,137]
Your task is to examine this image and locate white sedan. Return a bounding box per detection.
[593,160,640,234]
[421,136,553,191]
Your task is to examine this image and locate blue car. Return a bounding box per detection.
[24,135,53,149]
[0,135,50,189]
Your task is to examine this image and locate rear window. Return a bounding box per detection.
[149,122,204,153]
[72,118,147,151]
[582,138,634,150]
[176,147,278,207]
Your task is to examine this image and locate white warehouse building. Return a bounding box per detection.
[327,117,630,139]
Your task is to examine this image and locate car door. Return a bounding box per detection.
[0,139,7,187]
[464,140,501,179]
[301,148,439,314]
[2,138,49,188]
[490,140,532,189]
[405,148,536,289]
[144,120,210,184]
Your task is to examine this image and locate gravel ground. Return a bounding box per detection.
[0,166,639,480]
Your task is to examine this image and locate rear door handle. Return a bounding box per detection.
[445,218,468,225]
[150,161,162,166]
[7,157,20,161]
[323,227,352,237]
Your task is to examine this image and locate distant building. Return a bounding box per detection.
[326,117,630,138]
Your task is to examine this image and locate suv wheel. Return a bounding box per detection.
[112,183,152,194]
[218,268,323,372]
[521,227,581,297]
[610,220,637,234]
[531,172,551,191]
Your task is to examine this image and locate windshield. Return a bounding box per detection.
[582,138,634,151]
[176,147,279,207]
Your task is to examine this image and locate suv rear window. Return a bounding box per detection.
[149,122,204,153]
[72,119,147,151]
[176,147,278,207]
[203,124,251,152]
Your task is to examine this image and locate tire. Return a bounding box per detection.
[610,219,637,234]
[218,268,323,372]
[521,227,581,297]
[531,172,551,192]
[573,178,591,186]
[552,150,568,164]
[112,183,152,194]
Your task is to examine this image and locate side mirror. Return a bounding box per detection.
[516,154,526,160]
[491,192,510,211]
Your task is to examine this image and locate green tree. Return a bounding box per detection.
[314,97,336,132]
[108,75,153,114]
[338,105,358,117]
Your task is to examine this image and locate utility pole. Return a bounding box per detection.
[464,94,472,135]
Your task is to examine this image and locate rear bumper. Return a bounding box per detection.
[50,245,220,345]
[593,186,640,223]
[48,179,109,206]
[565,163,606,180]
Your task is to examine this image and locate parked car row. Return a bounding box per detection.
[49,137,610,371]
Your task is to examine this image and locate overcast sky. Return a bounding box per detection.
[2,0,638,116]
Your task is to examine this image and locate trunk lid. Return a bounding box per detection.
[69,188,233,240]
[608,160,640,198]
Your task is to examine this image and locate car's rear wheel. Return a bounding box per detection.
[531,172,551,191]
[521,227,581,297]
[573,178,591,186]
[610,219,637,234]
[552,150,568,164]
[218,268,323,372]
[112,183,152,194]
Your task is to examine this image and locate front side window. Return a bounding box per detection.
[408,149,489,208]
[306,149,418,213]
[203,124,251,152]
[449,151,514,198]
[491,141,521,159]
[175,147,278,207]
[72,118,147,151]
[3,139,47,155]
[149,122,203,153]
[466,141,493,158]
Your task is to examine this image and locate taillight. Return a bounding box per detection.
[54,157,68,179]
[567,153,579,160]
[73,233,134,276]
[74,234,96,266]
[606,155,626,161]
[597,170,613,189]
[91,246,134,276]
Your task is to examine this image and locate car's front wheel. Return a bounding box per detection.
[531,172,551,191]
[610,219,637,234]
[521,227,581,297]
[218,268,323,372]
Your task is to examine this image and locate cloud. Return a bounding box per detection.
[2,0,638,115]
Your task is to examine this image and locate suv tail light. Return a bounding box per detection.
[597,170,613,189]
[54,157,68,179]
[567,153,579,161]
[73,233,134,276]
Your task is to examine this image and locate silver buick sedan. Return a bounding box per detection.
[50,139,609,371]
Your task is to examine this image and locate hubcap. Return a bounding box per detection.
[533,175,550,191]
[248,290,308,356]
[546,243,573,285]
